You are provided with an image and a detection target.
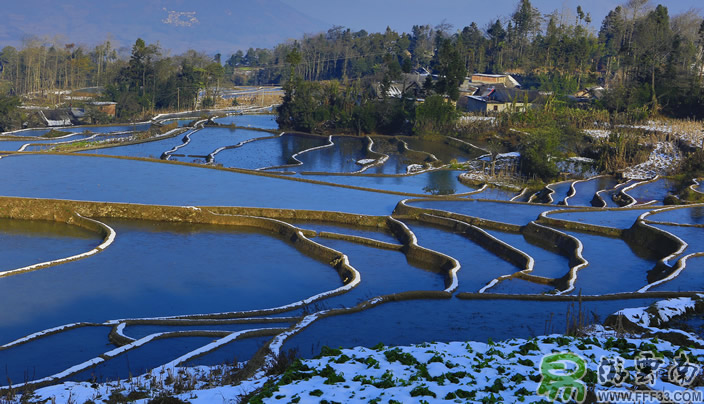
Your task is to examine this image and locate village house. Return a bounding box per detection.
[568,86,606,103]
[374,74,425,99]
[38,109,73,127]
[37,101,117,127]
[457,84,540,114]
[88,101,117,117]
[470,73,521,88]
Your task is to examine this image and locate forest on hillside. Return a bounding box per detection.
[1,0,703,128]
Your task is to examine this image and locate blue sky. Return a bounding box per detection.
[282,0,701,35]
[1,0,700,54]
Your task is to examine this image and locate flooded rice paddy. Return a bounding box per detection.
[0,114,702,389]
[566,176,622,207]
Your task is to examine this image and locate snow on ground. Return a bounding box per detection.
[496,151,520,159]
[459,116,496,123]
[26,296,704,404]
[406,164,425,174]
[247,335,704,404]
[614,295,703,329]
[622,141,682,180]
[583,122,694,179]
[458,172,523,191]
[620,121,704,149]
[30,333,704,404]
[585,120,703,148]
[583,129,610,140]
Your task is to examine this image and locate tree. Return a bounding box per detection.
[414,94,458,135]
[599,6,627,78]
[633,5,671,111]
[0,93,20,131]
[486,20,507,72]
[105,38,162,117]
[511,0,541,60]
[284,47,302,79]
[432,39,466,101]
[460,22,486,72]
[410,25,434,67]
[520,127,560,181]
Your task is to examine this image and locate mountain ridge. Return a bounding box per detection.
[0,0,329,55]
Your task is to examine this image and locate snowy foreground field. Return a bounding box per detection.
[26,298,704,404]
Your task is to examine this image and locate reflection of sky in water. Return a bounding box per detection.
[651,224,704,255]
[404,221,520,293]
[0,140,36,151]
[175,127,266,156]
[548,181,573,204]
[301,170,476,195]
[485,278,554,294]
[0,154,403,215]
[304,237,446,308]
[599,188,624,208]
[646,206,704,225]
[547,208,651,229]
[568,176,620,207]
[0,218,99,272]
[627,178,677,205]
[368,153,417,175]
[4,122,704,386]
[0,220,341,344]
[651,255,704,292]
[213,114,278,129]
[283,298,659,358]
[0,326,111,383]
[291,136,369,173]
[564,230,657,294]
[470,186,520,201]
[213,134,328,169]
[484,229,570,280]
[3,128,52,137]
[410,200,566,226]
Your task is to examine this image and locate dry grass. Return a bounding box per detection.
[222,93,282,109]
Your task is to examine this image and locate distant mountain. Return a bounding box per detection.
[0,0,329,55]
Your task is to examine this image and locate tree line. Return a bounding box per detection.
[1,0,703,127]
[270,0,703,118]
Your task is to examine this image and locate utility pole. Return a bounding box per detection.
[177,87,180,111]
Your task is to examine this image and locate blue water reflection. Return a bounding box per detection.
[0,154,403,214]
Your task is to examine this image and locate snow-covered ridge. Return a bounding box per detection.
[0,214,115,279]
[622,142,681,180]
[30,327,704,403]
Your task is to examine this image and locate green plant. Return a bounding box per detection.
[319,365,345,384]
[384,348,418,366]
[409,385,436,398]
[318,346,343,357]
[518,341,540,355]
